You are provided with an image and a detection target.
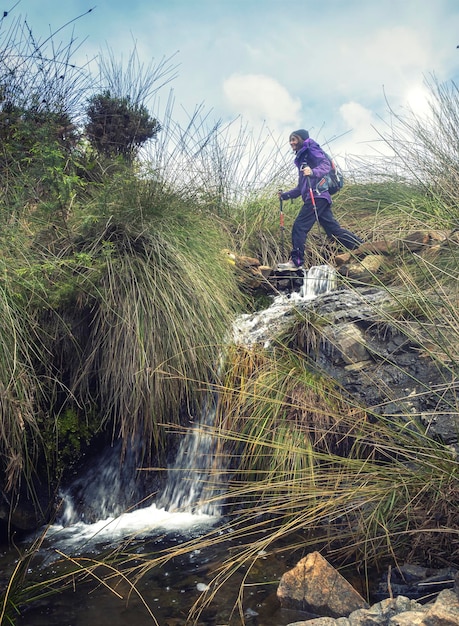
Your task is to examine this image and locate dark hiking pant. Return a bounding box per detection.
[290,197,363,265]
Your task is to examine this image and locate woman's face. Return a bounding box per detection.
[289,135,303,152]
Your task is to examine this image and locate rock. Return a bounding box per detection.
[223,249,260,268]
[396,231,431,252]
[334,241,392,267]
[389,610,427,625]
[0,485,50,534]
[259,265,272,278]
[348,596,424,625]
[285,591,459,626]
[422,588,459,625]
[429,230,450,243]
[334,252,352,267]
[374,564,458,602]
[223,249,274,291]
[234,284,459,449]
[306,288,459,449]
[359,254,386,273]
[333,231,433,265]
[288,618,350,625]
[277,551,368,618]
[338,254,387,283]
[348,253,385,273]
[322,322,371,366]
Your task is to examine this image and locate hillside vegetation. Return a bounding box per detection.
[0,12,458,625]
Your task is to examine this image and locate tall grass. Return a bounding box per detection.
[0,6,257,494]
[0,269,43,493]
[346,75,459,226]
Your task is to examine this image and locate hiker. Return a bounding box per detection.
[278,129,363,270]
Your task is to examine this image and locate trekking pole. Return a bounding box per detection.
[278,189,285,260]
[307,176,326,247]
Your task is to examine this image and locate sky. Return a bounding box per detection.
[7,0,459,164]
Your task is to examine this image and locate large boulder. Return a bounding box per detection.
[277,551,368,618]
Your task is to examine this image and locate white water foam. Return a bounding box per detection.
[46,503,217,552]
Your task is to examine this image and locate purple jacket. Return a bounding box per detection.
[281,138,332,204]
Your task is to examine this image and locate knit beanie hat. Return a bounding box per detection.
[290,129,309,141]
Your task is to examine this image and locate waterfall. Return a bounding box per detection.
[49,264,336,546]
[300,264,337,299]
[57,440,143,526]
[157,396,223,516]
[233,264,337,347]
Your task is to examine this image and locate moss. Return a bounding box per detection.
[38,407,100,481]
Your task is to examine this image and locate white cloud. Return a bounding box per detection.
[337,101,389,158]
[403,84,433,119]
[222,73,301,130]
[339,102,374,131]
[367,26,430,75]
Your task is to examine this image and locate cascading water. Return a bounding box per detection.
[157,396,223,516]
[57,439,143,527]
[300,264,337,299]
[13,263,340,626]
[233,264,337,347]
[47,264,336,550]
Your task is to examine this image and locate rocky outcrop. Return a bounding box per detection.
[233,284,459,449]
[307,287,458,450]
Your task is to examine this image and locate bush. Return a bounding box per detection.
[85,91,160,160]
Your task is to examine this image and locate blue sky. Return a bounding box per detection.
[9,0,459,161]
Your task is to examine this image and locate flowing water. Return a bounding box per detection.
[156,396,223,517]
[8,266,337,626]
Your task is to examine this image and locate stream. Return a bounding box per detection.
[5,267,337,626]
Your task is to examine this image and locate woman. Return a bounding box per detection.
[278,129,362,270]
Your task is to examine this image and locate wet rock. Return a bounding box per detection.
[234,283,459,448]
[306,288,459,451]
[0,483,51,536]
[277,551,368,618]
[321,323,370,365]
[286,591,459,625]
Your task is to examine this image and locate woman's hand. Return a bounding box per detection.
[301,165,312,176]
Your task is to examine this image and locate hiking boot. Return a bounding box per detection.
[277,259,302,271]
